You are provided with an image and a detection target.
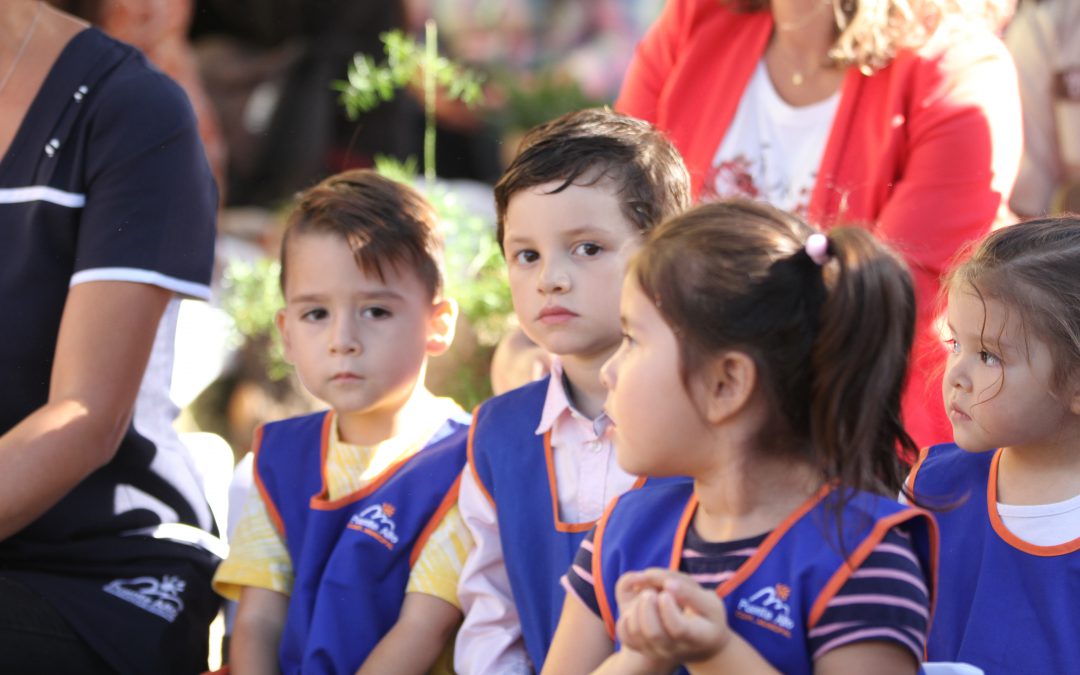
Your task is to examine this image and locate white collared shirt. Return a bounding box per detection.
[454,357,638,674]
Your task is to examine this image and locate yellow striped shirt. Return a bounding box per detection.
[213,398,473,609]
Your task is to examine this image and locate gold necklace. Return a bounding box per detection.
[0,1,43,96]
[770,40,826,87]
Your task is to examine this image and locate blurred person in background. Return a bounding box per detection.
[191,0,422,207]
[618,0,1022,450]
[1005,0,1080,216]
[54,0,227,196]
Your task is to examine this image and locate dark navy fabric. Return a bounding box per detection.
[914,443,1080,674]
[256,411,469,675]
[0,27,218,675]
[1,541,220,674]
[0,27,216,546]
[595,481,936,675]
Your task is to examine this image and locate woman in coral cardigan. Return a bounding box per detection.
[617,0,1021,449]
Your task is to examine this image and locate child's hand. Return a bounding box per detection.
[614,568,731,667]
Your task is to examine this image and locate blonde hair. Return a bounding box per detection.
[730,0,1011,71]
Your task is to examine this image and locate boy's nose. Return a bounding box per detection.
[538,261,571,294]
[329,340,361,355]
[329,319,362,355]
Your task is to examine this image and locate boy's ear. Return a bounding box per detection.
[275,308,295,364]
[697,351,757,425]
[426,298,458,356]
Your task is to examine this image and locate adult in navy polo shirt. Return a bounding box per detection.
[0,2,221,673]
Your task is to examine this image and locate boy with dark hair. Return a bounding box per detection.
[213,169,470,674]
[456,107,691,673]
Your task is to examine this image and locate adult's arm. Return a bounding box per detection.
[0,281,170,540]
[0,38,215,540]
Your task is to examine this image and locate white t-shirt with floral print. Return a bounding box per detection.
[702,60,840,217]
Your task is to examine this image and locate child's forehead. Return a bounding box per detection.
[510,175,619,202]
[504,180,638,238]
[948,285,1030,347]
[283,231,430,300]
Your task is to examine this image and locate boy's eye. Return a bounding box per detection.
[513,250,539,265]
[301,308,328,321]
[944,338,959,354]
[621,331,635,347]
[362,306,391,319]
[979,350,1001,367]
[574,242,602,257]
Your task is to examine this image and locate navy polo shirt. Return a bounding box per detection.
[0,27,218,551]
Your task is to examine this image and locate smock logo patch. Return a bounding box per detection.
[734,583,795,638]
[348,502,400,550]
[102,575,186,622]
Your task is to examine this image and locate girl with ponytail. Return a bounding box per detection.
[543,201,937,674]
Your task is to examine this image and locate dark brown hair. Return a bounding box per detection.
[945,217,1080,393]
[634,200,916,497]
[280,169,443,300]
[494,107,690,248]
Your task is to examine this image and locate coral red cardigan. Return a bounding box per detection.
[617,0,1022,448]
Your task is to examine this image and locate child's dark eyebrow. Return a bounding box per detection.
[288,289,405,304]
[501,234,533,248]
[561,224,616,239]
[354,289,406,302]
[287,292,328,305]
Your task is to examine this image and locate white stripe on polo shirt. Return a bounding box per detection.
[70,267,211,300]
[0,185,87,207]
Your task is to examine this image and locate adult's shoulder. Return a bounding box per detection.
[85,28,196,117]
[662,0,766,42]
[74,29,202,164]
[889,15,1014,84]
[673,0,741,26]
[865,16,1018,144]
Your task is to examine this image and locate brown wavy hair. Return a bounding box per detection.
[727,0,1011,71]
[634,200,917,498]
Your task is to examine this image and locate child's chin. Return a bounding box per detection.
[953,436,995,454]
[616,452,658,478]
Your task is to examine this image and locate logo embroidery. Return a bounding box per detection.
[102,575,186,622]
[734,583,795,638]
[348,502,400,550]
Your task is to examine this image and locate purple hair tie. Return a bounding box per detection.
[805,233,831,266]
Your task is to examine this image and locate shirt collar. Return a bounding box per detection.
[535,357,611,436]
